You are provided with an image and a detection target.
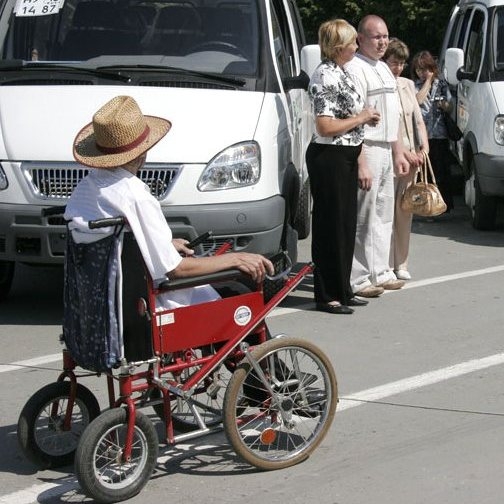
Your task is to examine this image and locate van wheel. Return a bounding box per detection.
[293,179,311,240]
[467,161,497,230]
[0,261,15,301]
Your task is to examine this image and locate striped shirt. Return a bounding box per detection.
[345,53,400,143]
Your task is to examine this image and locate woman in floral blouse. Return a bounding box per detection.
[306,18,381,315]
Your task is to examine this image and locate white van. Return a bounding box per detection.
[440,0,504,229]
[0,0,320,298]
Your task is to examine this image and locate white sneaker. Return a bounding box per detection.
[395,270,411,281]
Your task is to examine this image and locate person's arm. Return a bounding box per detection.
[415,71,434,104]
[315,108,379,138]
[169,253,274,283]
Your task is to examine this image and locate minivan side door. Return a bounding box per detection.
[268,0,310,238]
[456,7,487,140]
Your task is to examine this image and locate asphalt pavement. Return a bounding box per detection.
[1,194,504,504]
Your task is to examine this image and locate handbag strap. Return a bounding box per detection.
[422,151,437,185]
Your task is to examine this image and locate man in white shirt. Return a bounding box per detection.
[65,95,273,310]
[345,15,410,298]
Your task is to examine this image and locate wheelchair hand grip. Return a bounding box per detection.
[88,216,127,229]
[186,231,212,249]
[265,252,292,281]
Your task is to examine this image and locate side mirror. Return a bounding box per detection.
[283,70,310,91]
[300,44,320,80]
[444,47,465,85]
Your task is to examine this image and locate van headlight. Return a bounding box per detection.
[494,116,504,145]
[0,165,8,190]
[198,142,260,191]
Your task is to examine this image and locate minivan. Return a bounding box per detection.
[440,0,504,229]
[0,0,320,298]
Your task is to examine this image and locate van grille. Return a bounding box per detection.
[23,162,180,200]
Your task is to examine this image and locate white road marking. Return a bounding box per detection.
[0,354,61,374]
[338,352,504,411]
[3,351,504,504]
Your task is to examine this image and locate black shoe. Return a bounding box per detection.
[316,302,354,314]
[347,297,369,307]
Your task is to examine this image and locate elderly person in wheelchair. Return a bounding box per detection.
[65,95,274,309]
[17,97,337,504]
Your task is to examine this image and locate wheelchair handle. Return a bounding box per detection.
[186,231,212,249]
[265,252,293,281]
[88,216,127,229]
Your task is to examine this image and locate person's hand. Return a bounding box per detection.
[359,107,380,127]
[404,150,422,169]
[358,163,373,191]
[393,150,410,177]
[172,238,195,256]
[233,253,274,282]
[437,99,450,112]
[425,70,434,84]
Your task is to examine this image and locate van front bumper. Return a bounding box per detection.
[0,196,285,265]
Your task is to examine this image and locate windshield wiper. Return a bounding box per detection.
[0,61,131,82]
[96,64,246,87]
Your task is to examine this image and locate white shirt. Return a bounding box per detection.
[64,167,220,310]
[345,53,400,143]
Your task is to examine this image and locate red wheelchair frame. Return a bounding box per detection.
[18,215,338,504]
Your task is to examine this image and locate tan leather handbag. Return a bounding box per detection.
[400,152,447,217]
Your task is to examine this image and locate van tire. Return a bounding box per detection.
[468,161,498,230]
[293,179,311,240]
[0,261,14,301]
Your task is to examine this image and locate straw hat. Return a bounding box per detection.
[73,95,171,168]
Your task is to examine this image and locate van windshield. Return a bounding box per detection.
[0,0,259,76]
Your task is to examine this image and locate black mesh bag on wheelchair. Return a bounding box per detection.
[63,233,122,373]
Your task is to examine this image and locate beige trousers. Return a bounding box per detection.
[390,167,418,272]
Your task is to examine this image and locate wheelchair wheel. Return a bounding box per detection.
[223,337,337,471]
[75,408,158,504]
[153,361,232,432]
[17,381,100,469]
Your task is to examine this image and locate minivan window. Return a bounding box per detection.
[1,0,260,76]
[493,7,504,69]
[270,0,295,78]
[465,8,485,75]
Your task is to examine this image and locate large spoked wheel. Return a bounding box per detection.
[17,381,100,469]
[75,408,158,504]
[153,354,233,432]
[223,337,337,470]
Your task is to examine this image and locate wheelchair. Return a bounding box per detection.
[17,212,338,504]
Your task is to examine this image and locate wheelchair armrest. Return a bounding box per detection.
[157,269,244,291]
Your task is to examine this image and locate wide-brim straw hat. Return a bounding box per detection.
[73,95,171,168]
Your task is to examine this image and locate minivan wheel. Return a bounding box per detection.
[293,179,311,240]
[468,161,498,230]
[0,261,15,301]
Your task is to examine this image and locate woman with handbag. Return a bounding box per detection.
[411,50,455,212]
[306,18,381,314]
[384,39,429,281]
